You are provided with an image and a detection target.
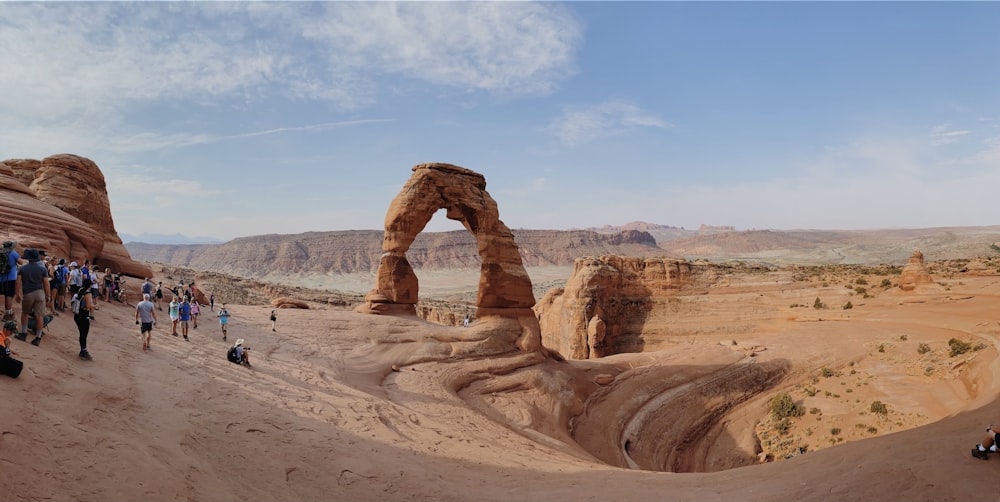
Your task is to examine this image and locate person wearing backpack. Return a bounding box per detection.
[52,258,69,311]
[0,241,20,321]
[73,278,96,360]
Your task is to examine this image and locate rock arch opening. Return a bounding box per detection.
[358,163,542,351]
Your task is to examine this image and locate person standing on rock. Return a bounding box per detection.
[154,281,164,311]
[270,308,277,332]
[15,249,52,346]
[135,293,157,352]
[217,303,231,341]
[190,299,200,329]
[74,278,95,360]
[1,241,20,321]
[178,296,192,340]
[168,296,179,337]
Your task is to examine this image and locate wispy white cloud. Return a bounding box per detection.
[547,100,671,146]
[929,123,972,146]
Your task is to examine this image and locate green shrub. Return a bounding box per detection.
[842,301,853,310]
[917,343,931,355]
[821,367,835,378]
[870,400,888,415]
[770,393,803,419]
[813,297,826,309]
[949,338,972,357]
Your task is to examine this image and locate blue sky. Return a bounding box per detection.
[2,2,999,242]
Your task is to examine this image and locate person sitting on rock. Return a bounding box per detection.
[972,425,1000,459]
[227,339,251,367]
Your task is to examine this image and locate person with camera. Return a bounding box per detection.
[227,338,251,367]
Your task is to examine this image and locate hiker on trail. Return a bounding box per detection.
[178,296,192,341]
[270,308,277,332]
[210,293,215,312]
[135,293,157,352]
[1,241,20,322]
[217,303,231,342]
[154,281,164,311]
[15,249,52,346]
[68,261,82,297]
[190,300,200,329]
[168,296,179,337]
[73,278,95,360]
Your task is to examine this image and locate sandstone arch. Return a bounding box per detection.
[359,163,541,351]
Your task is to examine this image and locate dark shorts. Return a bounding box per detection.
[140,322,153,333]
[0,280,14,297]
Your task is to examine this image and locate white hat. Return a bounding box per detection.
[235,339,245,347]
[69,261,78,267]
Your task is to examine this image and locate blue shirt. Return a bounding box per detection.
[178,302,191,321]
[3,250,19,281]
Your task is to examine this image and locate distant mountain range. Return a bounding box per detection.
[121,233,226,245]
[124,223,1000,293]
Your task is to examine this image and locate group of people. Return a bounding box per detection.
[0,241,97,359]
[0,240,251,368]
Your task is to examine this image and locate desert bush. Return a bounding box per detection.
[949,338,972,357]
[769,393,803,419]
[974,342,987,351]
[877,344,885,353]
[870,401,888,415]
[899,334,908,341]
[809,407,821,415]
[880,278,893,288]
[842,301,853,310]
[821,367,834,378]
[855,277,868,285]
[831,428,841,436]
[813,297,826,309]
[773,417,791,434]
[917,343,931,355]
[868,426,878,434]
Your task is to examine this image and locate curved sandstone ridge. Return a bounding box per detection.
[0,154,150,277]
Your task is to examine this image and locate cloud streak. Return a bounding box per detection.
[547,100,672,146]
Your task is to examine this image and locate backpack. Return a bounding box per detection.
[54,265,67,283]
[0,248,10,277]
[71,293,81,314]
[227,346,241,364]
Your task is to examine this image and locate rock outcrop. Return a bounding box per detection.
[0,154,151,278]
[535,256,705,360]
[899,250,933,291]
[271,297,309,309]
[357,163,541,351]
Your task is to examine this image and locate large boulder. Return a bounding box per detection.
[899,250,932,291]
[0,154,152,278]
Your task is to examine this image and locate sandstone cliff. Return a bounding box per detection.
[0,154,150,278]
[534,255,714,360]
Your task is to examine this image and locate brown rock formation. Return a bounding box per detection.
[899,250,933,291]
[535,256,704,360]
[271,297,309,309]
[0,154,151,278]
[358,163,541,351]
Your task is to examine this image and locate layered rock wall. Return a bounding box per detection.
[535,256,706,360]
[0,154,151,278]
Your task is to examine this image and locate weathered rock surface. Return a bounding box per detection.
[271,297,309,309]
[535,256,709,360]
[0,154,150,278]
[358,163,542,352]
[899,250,933,291]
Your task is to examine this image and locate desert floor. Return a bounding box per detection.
[2,266,1000,501]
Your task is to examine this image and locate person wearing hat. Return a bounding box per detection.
[1,241,19,321]
[227,338,251,367]
[14,249,52,346]
[67,261,82,297]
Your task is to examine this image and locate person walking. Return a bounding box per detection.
[178,296,192,341]
[217,303,231,341]
[74,278,95,360]
[190,300,200,329]
[210,293,215,312]
[270,308,277,332]
[135,293,157,351]
[154,281,164,311]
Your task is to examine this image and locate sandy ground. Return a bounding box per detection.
[3,267,1000,501]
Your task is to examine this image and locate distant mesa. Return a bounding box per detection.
[0,154,151,278]
[358,162,541,351]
